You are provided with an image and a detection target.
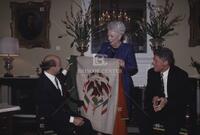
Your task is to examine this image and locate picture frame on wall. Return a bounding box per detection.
[188,0,200,47]
[10,1,50,48]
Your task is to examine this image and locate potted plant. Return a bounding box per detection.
[58,0,93,56]
[137,0,183,51]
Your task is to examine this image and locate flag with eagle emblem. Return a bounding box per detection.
[76,56,120,134]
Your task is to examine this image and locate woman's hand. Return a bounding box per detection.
[118,59,125,68]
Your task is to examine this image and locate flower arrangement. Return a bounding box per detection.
[137,0,183,41]
[58,0,93,55]
[191,57,200,74]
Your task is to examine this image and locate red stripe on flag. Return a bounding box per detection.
[83,104,88,112]
[101,108,107,115]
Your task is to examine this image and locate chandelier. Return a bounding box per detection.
[98,10,131,26]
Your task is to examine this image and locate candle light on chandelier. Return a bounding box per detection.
[98,10,131,25]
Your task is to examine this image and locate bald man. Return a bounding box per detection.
[36,54,95,135]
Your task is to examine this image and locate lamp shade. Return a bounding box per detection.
[0,37,19,56]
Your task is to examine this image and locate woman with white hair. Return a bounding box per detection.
[98,21,138,117]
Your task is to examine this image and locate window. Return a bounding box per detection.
[91,0,146,53]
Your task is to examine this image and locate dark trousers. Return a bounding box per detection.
[50,117,95,135]
[74,118,96,135]
[136,109,184,135]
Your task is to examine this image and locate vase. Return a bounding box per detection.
[149,38,165,52]
[76,41,89,56]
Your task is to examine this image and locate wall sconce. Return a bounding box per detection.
[0,37,19,77]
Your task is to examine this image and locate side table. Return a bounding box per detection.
[0,103,20,135]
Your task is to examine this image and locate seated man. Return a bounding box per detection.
[36,54,95,135]
[138,47,189,135]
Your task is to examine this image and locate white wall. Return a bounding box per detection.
[0,0,80,76]
[166,0,200,76]
[133,0,200,86]
[0,0,200,85]
[157,0,200,76]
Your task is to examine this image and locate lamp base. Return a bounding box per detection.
[4,72,14,77]
[3,56,14,77]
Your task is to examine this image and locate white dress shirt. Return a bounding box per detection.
[44,71,63,96]
[161,68,169,98]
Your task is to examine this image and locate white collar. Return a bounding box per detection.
[44,71,56,82]
[161,68,170,77]
[44,71,63,96]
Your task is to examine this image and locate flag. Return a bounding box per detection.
[76,56,120,134]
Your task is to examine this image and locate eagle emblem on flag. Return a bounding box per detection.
[82,72,112,115]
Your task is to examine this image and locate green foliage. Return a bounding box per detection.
[191,57,200,74]
[137,0,183,39]
[58,0,93,48]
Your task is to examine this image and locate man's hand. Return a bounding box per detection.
[152,96,159,106]
[73,117,85,126]
[65,62,73,71]
[62,62,73,75]
[152,96,167,112]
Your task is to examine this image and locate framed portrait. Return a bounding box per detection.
[10,1,50,48]
[188,0,200,47]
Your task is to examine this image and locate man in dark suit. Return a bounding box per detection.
[36,54,95,135]
[138,47,189,135]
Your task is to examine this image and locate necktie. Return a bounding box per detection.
[160,73,165,97]
[55,77,59,89]
[55,77,63,96]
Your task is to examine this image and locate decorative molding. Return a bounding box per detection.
[188,0,200,47]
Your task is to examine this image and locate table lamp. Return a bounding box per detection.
[0,37,19,77]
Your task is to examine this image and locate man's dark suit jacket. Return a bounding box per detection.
[144,65,189,122]
[36,73,95,135]
[36,73,74,134]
